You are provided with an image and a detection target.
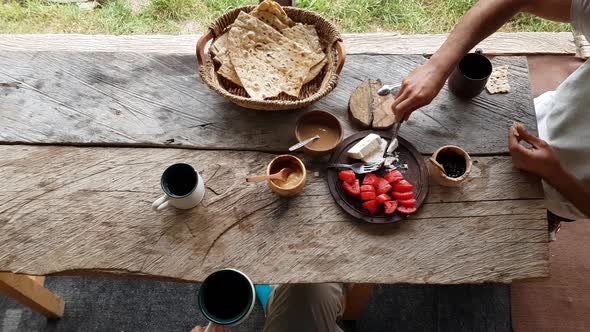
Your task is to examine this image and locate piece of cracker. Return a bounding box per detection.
[511,121,521,137]
[486,65,510,94]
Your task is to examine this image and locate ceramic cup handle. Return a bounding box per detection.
[152,195,170,210]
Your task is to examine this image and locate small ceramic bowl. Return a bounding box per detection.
[295,110,343,155]
[428,145,472,187]
[266,155,306,197]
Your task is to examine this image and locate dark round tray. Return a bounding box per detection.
[327,131,429,224]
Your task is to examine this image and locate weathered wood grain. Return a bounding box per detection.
[0,145,548,283]
[0,32,576,55]
[0,52,535,154]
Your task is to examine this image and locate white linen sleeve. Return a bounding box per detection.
[571,0,590,40]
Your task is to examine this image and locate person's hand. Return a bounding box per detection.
[391,61,448,121]
[508,123,563,179]
[191,324,227,332]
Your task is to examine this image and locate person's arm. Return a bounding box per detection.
[509,124,590,217]
[392,0,572,120]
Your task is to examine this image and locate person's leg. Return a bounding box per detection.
[263,283,344,332]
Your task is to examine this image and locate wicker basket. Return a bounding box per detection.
[196,5,346,111]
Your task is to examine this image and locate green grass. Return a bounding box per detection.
[0,0,571,34]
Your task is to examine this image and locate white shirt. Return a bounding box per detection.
[534,0,590,219]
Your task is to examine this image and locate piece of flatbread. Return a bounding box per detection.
[215,52,243,86]
[227,12,324,99]
[281,23,326,83]
[281,24,323,53]
[210,33,229,57]
[250,0,295,31]
[486,65,510,94]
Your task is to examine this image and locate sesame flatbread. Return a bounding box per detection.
[227,12,324,99]
[210,33,229,57]
[250,0,295,31]
[281,24,323,53]
[281,23,326,83]
[486,65,510,94]
[215,52,243,86]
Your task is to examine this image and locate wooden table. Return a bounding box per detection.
[0,34,550,316]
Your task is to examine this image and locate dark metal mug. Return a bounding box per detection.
[448,49,493,99]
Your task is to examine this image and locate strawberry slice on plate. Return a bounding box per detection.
[384,200,398,214]
[376,193,391,205]
[393,179,413,192]
[391,191,414,200]
[375,178,392,195]
[362,173,379,186]
[361,191,377,201]
[363,200,379,214]
[342,179,360,196]
[360,185,375,192]
[397,205,416,215]
[399,198,416,208]
[338,170,356,184]
[384,170,404,183]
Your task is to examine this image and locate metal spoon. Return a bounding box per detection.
[289,135,320,152]
[377,84,401,96]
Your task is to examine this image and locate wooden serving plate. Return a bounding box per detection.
[327,131,429,224]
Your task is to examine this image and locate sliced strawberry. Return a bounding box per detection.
[363,200,379,214]
[376,183,392,195]
[360,185,375,192]
[399,198,416,208]
[338,170,356,184]
[384,170,404,183]
[342,179,360,196]
[361,191,377,201]
[391,191,414,200]
[397,206,416,215]
[393,179,413,192]
[384,200,398,214]
[376,177,389,188]
[376,193,391,205]
[362,173,379,186]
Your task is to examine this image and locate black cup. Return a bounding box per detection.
[161,163,198,198]
[448,49,493,99]
[198,269,255,326]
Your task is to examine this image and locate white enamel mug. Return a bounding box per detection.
[151,163,205,210]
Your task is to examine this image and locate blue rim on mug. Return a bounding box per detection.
[198,269,255,326]
[160,163,198,198]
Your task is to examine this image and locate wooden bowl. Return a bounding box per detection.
[428,145,472,187]
[266,155,306,197]
[295,110,343,155]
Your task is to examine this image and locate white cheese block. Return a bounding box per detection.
[347,133,381,159]
[362,138,388,163]
[385,138,399,155]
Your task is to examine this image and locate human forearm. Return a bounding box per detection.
[430,0,529,77]
[546,167,590,217]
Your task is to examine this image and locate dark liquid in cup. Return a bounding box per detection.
[436,151,466,178]
[164,164,197,197]
[201,270,252,322]
[459,53,492,80]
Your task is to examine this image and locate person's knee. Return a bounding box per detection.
[277,283,343,306]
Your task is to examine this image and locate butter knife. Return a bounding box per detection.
[386,122,402,155]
